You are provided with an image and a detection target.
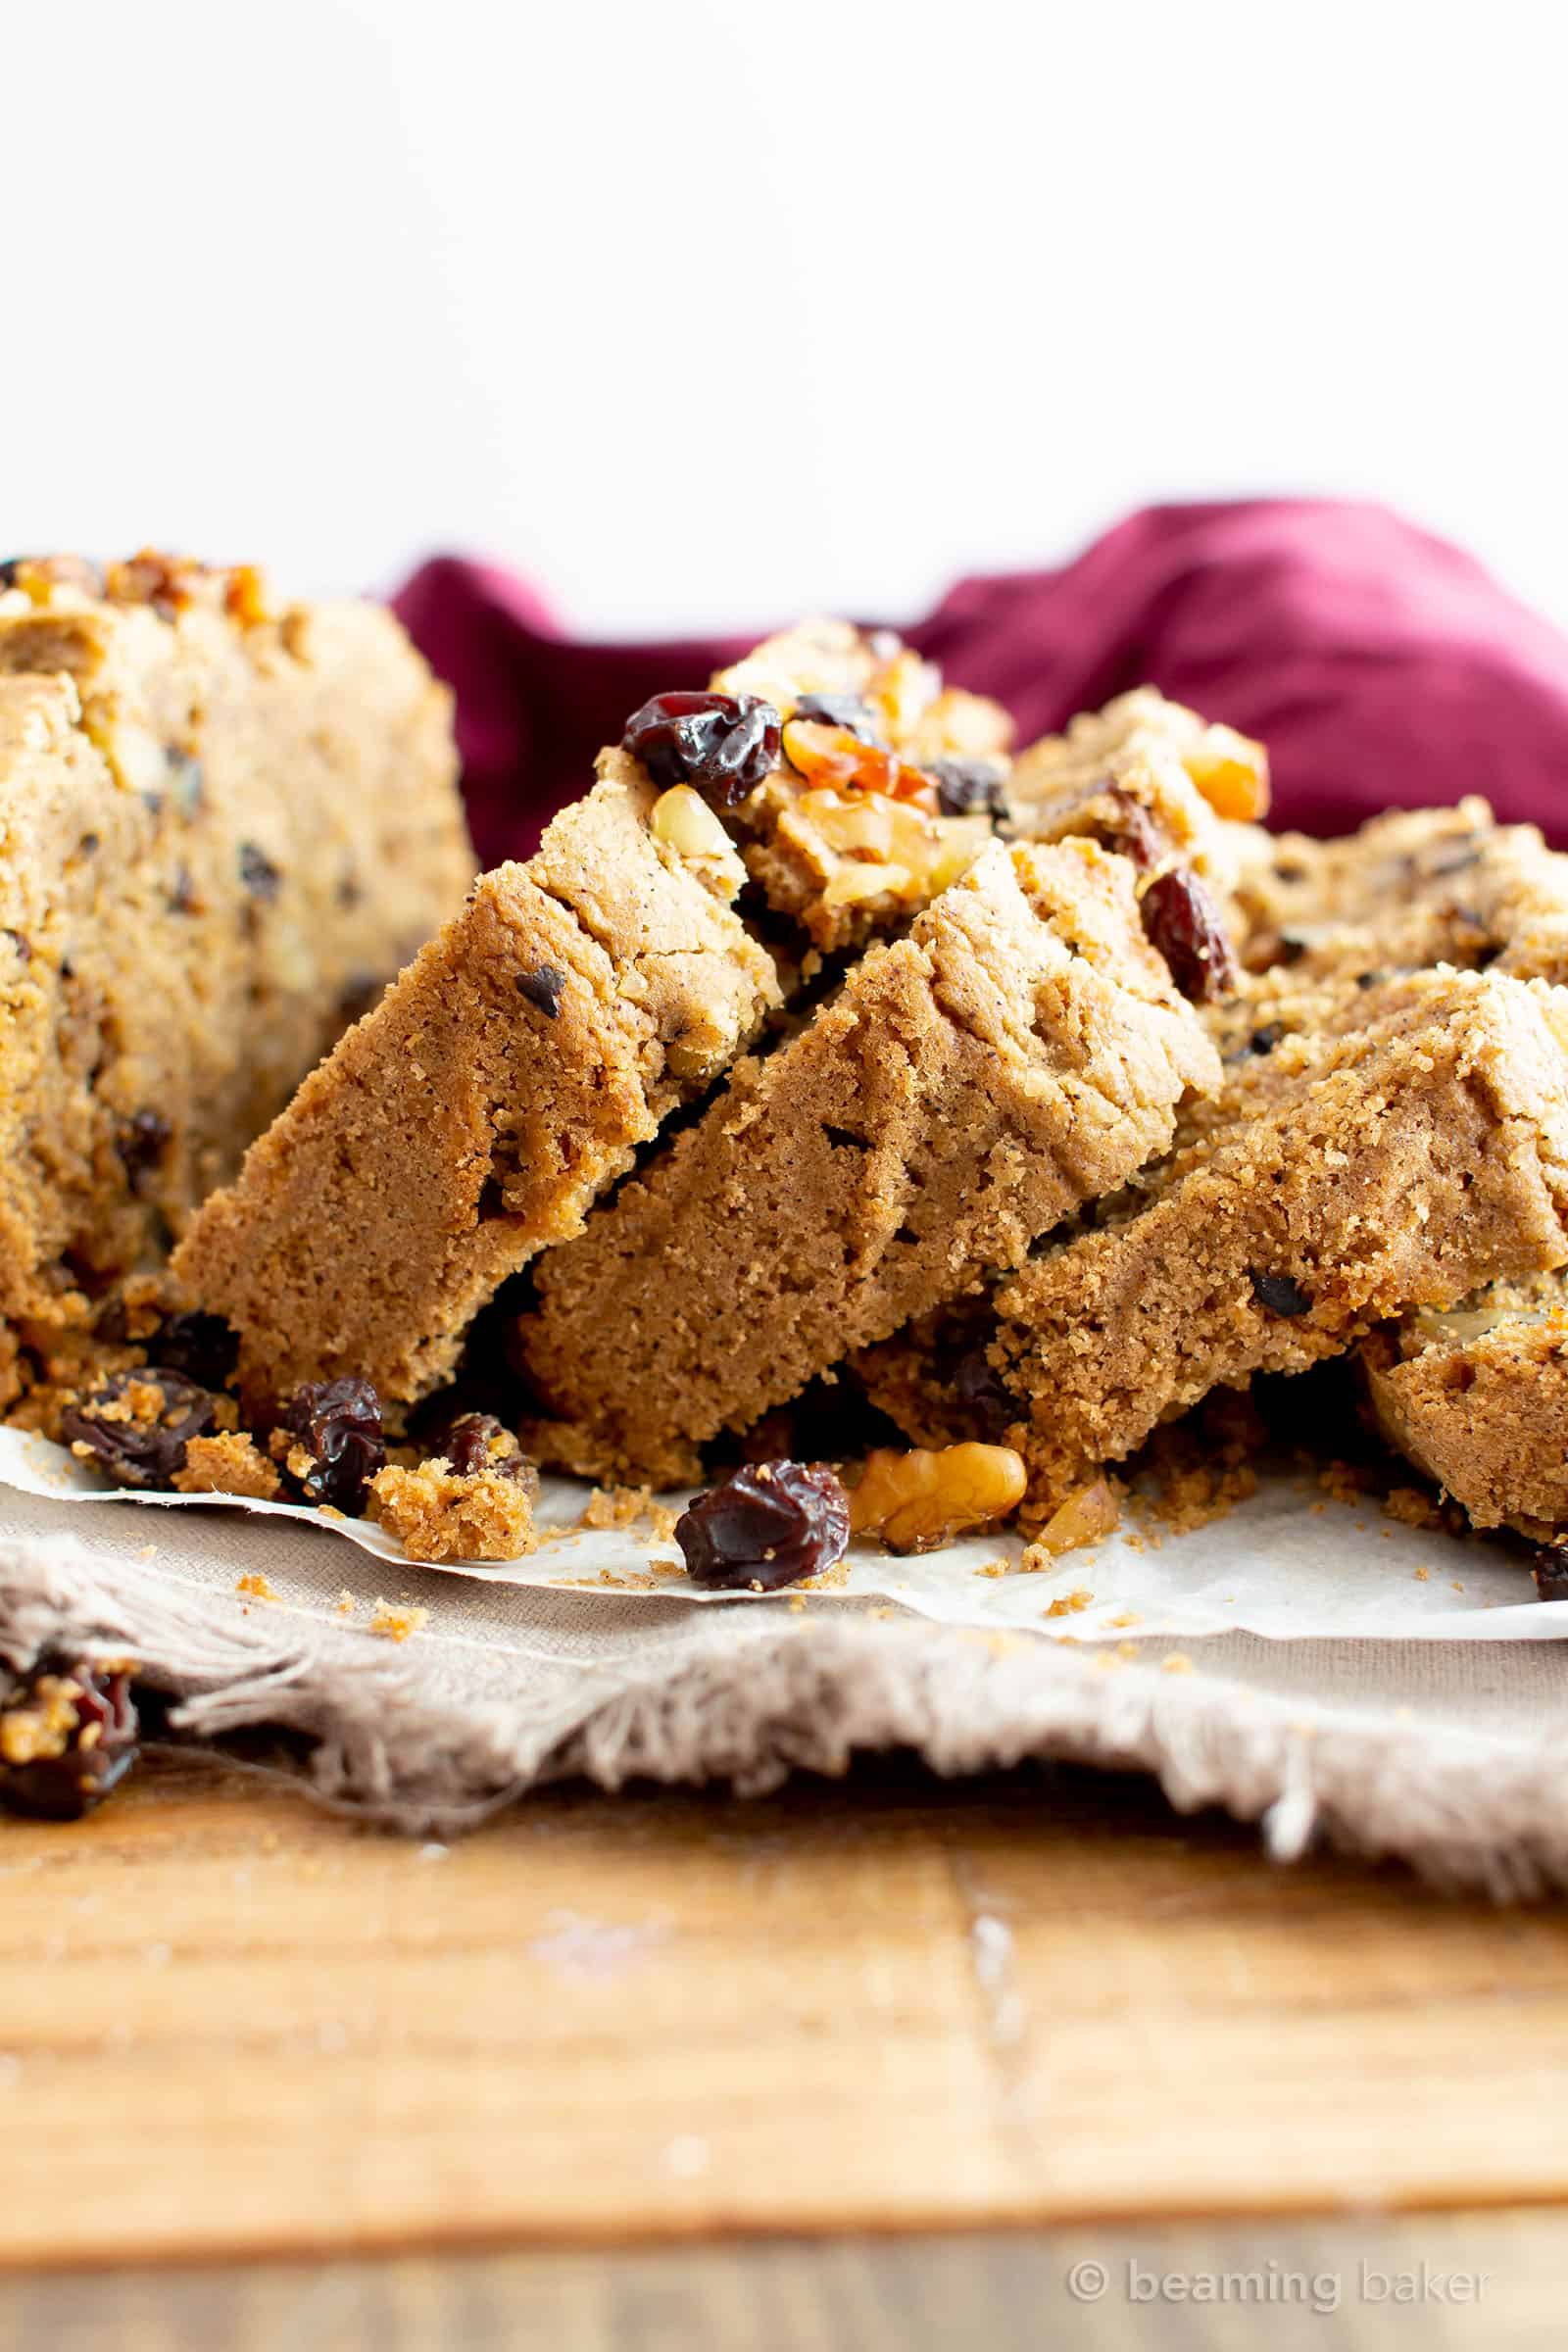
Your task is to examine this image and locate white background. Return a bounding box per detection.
[7,1,1565,635]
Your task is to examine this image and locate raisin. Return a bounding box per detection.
[1250,1023,1284,1055]
[1276,933,1309,967]
[169,864,198,914]
[3,929,31,960]
[1097,784,1163,870]
[281,1376,385,1513]
[792,691,887,746]
[152,1310,240,1392]
[0,1653,140,1821]
[515,965,565,1018]
[1250,1269,1314,1318]
[622,691,781,808]
[952,1345,1017,1442]
[117,1108,172,1193]
[1139,867,1238,1002]
[439,1411,538,1490]
[675,1460,850,1591]
[238,843,281,900]
[1355,969,1384,991]
[62,1370,217,1489]
[1533,1545,1568,1603]
[930,760,1009,822]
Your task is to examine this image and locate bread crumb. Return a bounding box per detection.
[235,1573,277,1603]
[1383,1483,1442,1530]
[578,1485,680,1540]
[370,1459,536,1564]
[1160,1652,1194,1675]
[1106,1609,1141,1629]
[335,1591,356,1616]
[368,1600,428,1642]
[1044,1587,1094,1619]
[174,1431,282,1501]
[1414,1566,1431,1581]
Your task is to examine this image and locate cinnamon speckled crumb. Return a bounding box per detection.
[577,1486,680,1540]
[174,1431,281,1500]
[369,1459,536,1564]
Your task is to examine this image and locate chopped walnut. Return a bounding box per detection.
[850,1443,1027,1553]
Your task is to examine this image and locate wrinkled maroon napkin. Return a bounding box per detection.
[394,498,1568,866]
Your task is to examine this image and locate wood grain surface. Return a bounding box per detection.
[5,1748,1568,2276]
[3,2214,1562,2352]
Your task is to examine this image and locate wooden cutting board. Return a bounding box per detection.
[5,1747,1568,2270]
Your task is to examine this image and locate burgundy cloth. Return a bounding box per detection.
[392,500,1568,869]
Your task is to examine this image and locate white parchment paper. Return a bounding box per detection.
[4,1425,1560,1644]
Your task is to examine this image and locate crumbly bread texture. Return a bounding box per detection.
[519,838,1221,1486]
[1362,1271,1568,1537]
[173,754,783,1406]
[858,967,1568,1525]
[1007,686,1268,906]
[713,619,1013,953]
[369,1457,537,1563]
[0,554,470,1409]
[1233,797,1568,985]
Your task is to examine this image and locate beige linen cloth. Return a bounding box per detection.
[5,1477,1568,1897]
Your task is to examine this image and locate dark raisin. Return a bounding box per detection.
[792,692,887,746]
[1276,933,1309,967]
[439,1411,538,1490]
[1533,1545,1568,1602]
[1097,783,1163,870]
[238,843,281,900]
[152,1310,240,1391]
[1250,1269,1314,1318]
[0,1653,140,1820]
[735,1405,802,1466]
[1250,1023,1284,1055]
[1140,868,1239,1003]
[1355,970,1384,991]
[953,1344,1017,1442]
[281,1376,385,1514]
[2,929,31,960]
[62,1369,217,1490]
[930,760,1009,822]
[515,965,565,1019]
[337,870,363,908]
[79,832,101,858]
[167,750,204,815]
[169,864,198,914]
[117,1108,172,1193]
[675,1460,850,1591]
[621,690,781,808]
